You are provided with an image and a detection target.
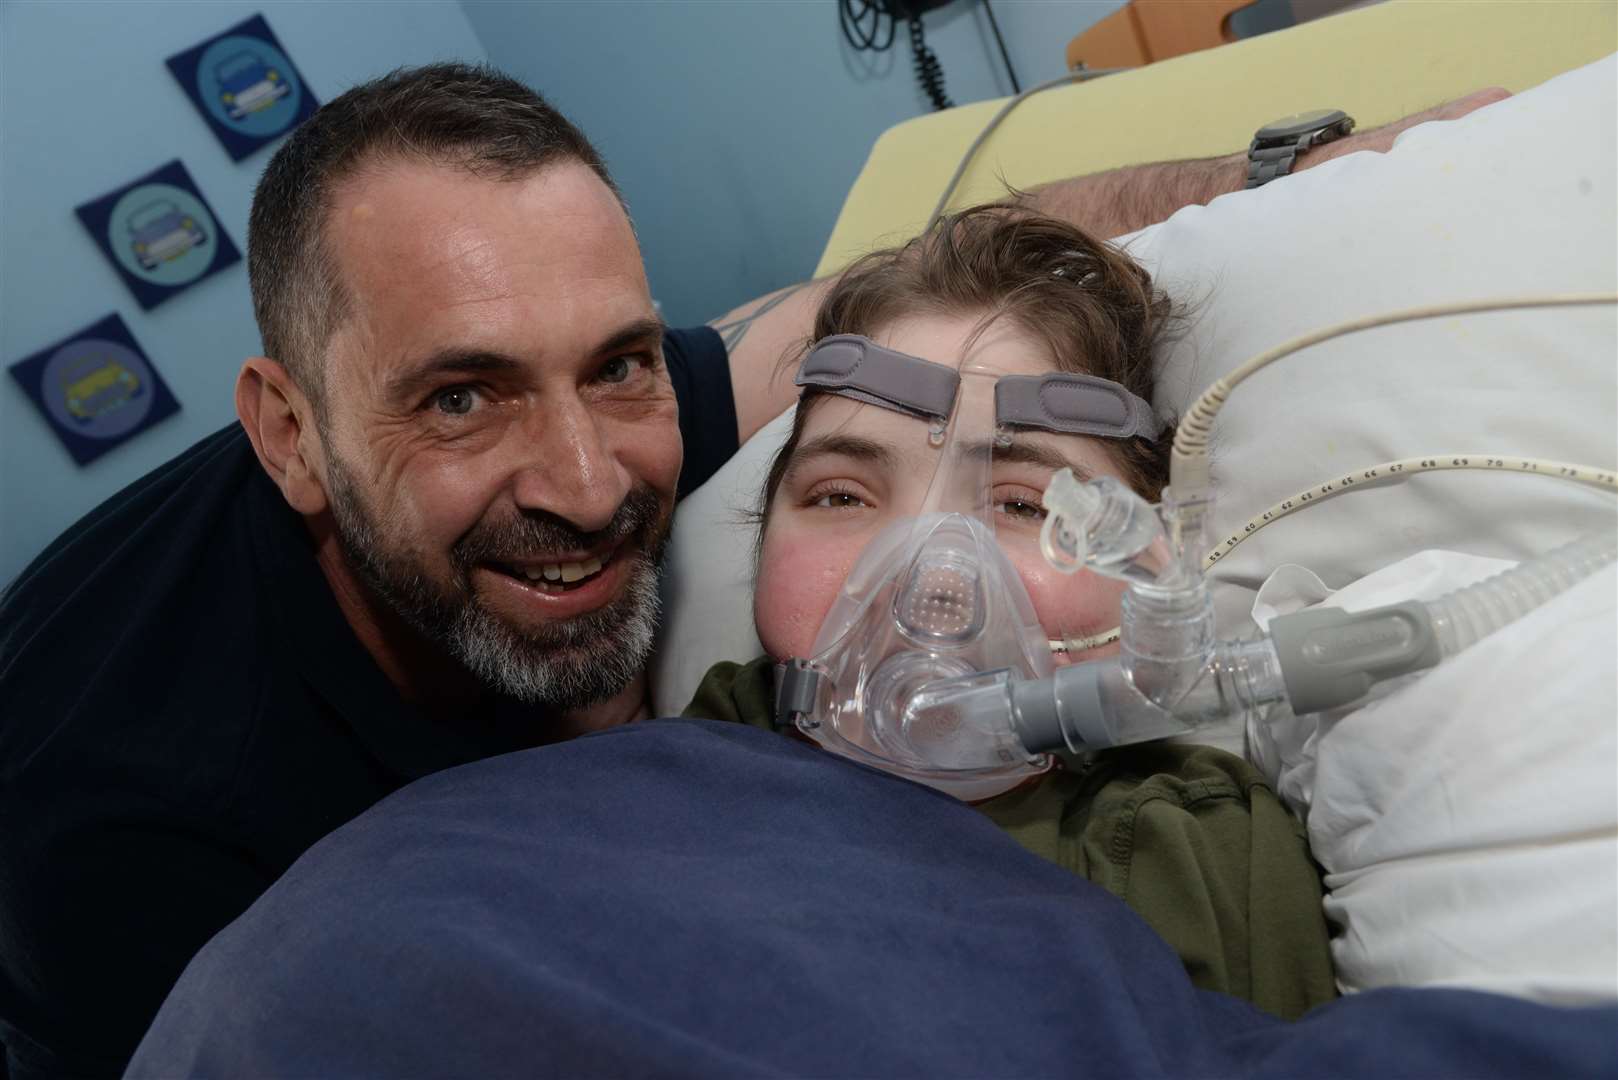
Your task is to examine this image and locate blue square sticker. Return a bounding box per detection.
[75,159,242,311]
[166,13,319,162]
[8,314,182,467]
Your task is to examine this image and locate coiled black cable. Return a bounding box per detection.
[839,0,896,53]
[907,15,953,111]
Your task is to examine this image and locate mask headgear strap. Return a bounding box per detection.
[797,334,1162,442]
[994,373,1163,442]
[795,335,960,422]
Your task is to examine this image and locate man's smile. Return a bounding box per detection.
[472,544,635,620]
[484,544,618,595]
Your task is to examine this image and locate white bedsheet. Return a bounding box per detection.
[1248,550,1618,1004]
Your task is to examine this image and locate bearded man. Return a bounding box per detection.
[0,64,805,1080]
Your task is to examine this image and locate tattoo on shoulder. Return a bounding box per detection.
[711,281,811,353]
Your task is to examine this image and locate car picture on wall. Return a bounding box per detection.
[75,159,240,311]
[59,354,145,425]
[8,313,180,466]
[127,200,207,270]
[216,50,290,119]
[168,14,318,161]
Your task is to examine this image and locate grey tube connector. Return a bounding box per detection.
[1009,664,1104,754]
[1268,601,1442,716]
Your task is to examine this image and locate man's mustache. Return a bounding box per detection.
[451,487,667,570]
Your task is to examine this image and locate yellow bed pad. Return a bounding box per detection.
[815,0,1616,277]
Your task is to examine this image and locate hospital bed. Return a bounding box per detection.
[655,0,1618,1007]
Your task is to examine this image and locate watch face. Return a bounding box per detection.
[1257,109,1349,140]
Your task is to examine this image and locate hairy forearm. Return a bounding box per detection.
[1018,88,1512,240]
[1018,152,1246,239]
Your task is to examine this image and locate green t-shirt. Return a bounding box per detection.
[684,657,1336,1020]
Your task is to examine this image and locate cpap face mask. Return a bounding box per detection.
[774,334,1163,801]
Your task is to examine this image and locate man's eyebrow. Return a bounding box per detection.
[593,316,666,360]
[962,438,1095,482]
[385,351,526,404]
[784,434,898,478]
[384,316,665,405]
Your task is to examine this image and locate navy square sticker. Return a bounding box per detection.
[74,159,241,311]
[166,13,318,162]
[8,313,182,467]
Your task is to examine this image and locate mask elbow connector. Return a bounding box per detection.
[1040,472,1168,586]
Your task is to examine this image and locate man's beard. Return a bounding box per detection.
[324,452,670,712]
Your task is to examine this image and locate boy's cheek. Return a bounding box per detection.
[1015,558,1128,646]
[754,533,861,660]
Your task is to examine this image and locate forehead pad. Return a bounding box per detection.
[795,334,1161,442]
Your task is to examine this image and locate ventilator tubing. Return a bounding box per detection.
[1427,530,1617,657]
[919,469,1618,758]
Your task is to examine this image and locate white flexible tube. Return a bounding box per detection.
[1427,530,1617,657]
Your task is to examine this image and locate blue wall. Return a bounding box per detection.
[0,0,488,586]
[0,0,1123,585]
[458,0,1126,326]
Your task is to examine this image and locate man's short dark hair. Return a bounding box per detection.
[247,62,619,412]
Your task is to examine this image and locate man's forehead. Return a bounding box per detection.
[327,158,636,274]
[322,158,651,373]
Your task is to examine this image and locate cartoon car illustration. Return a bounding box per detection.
[216,50,289,119]
[128,199,207,270]
[60,355,144,424]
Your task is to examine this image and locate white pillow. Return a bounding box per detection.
[652,54,1618,729]
[1247,552,1618,1005]
[653,410,788,715]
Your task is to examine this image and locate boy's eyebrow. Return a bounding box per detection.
[783,434,899,478]
[785,433,1095,486]
[962,439,1095,482]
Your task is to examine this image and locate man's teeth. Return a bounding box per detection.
[518,555,605,588]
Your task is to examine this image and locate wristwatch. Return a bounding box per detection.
[1246,109,1356,189]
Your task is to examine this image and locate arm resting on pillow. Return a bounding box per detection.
[1021,88,1509,238]
[714,90,1508,441]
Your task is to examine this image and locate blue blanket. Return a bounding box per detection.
[129,719,1617,1078]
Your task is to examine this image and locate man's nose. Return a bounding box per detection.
[507,395,632,533]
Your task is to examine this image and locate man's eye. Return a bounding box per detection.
[433,387,479,416]
[598,355,645,384]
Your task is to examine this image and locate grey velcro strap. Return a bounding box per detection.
[994,373,1163,442]
[795,335,960,421]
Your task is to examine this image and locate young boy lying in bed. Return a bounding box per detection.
[682,204,1336,1020]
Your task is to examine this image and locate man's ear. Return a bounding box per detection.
[236,357,329,516]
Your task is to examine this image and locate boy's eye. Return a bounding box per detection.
[998,499,1046,521]
[814,491,867,509]
[433,386,479,416]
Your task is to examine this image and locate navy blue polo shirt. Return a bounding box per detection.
[0,327,735,1080]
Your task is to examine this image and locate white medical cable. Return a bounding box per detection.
[1050,628,1119,655]
[1206,454,1618,566]
[1171,293,1618,498]
[926,67,1132,231]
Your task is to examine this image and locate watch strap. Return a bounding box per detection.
[1245,133,1310,190]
